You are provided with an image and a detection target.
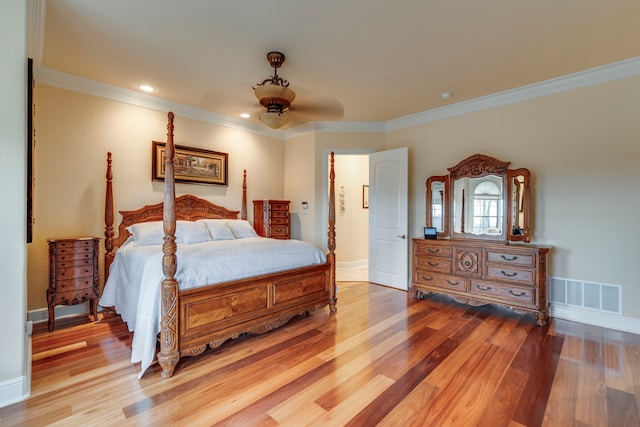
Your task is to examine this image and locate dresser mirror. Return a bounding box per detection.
[426,154,531,242]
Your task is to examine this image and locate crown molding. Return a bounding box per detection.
[387,55,640,131]
[34,66,284,139]
[26,0,47,65]
[35,56,640,139]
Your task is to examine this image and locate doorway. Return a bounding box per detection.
[323,150,372,282]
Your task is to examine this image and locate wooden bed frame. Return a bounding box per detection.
[104,112,337,378]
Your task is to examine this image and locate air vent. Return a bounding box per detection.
[550,277,621,315]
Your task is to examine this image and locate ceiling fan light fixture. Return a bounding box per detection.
[253,51,296,129]
[258,110,290,129]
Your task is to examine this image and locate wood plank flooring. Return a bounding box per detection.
[1,281,639,426]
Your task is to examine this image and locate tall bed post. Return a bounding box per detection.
[158,112,180,378]
[104,152,115,283]
[328,152,337,313]
[241,169,247,220]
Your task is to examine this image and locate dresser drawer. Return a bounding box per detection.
[414,270,467,292]
[414,256,452,274]
[52,289,97,305]
[55,252,94,265]
[470,280,535,305]
[270,225,289,236]
[269,202,289,211]
[415,244,452,258]
[55,243,96,256]
[54,277,96,292]
[55,265,95,281]
[269,217,289,225]
[486,250,535,267]
[485,265,534,285]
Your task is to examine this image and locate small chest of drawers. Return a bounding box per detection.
[253,200,290,239]
[412,238,550,326]
[47,237,100,331]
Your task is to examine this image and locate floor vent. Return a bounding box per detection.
[550,276,622,315]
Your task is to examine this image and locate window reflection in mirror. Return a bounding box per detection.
[430,181,444,232]
[511,175,525,235]
[453,175,503,236]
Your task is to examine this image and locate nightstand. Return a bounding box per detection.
[47,237,100,331]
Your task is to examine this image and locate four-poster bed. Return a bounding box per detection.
[101,112,337,378]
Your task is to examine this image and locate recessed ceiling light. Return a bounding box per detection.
[240,113,251,119]
[139,85,155,92]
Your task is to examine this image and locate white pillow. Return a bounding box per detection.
[126,221,185,246]
[176,220,212,244]
[227,219,258,239]
[197,219,235,241]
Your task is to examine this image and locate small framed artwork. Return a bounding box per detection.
[362,185,369,209]
[152,142,228,186]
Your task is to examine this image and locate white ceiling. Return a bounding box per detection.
[34,0,640,130]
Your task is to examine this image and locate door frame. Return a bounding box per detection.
[321,148,374,253]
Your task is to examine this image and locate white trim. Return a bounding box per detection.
[27,302,98,325]
[34,67,284,139]
[387,56,640,131]
[0,376,28,408]
[550,304,640,335]
[26,0,47,65]
[336,259,368,270]
[35,55,640,139]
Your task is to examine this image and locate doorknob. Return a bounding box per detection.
[396,234,407,239]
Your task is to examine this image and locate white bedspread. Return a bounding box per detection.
[99,237,326,378]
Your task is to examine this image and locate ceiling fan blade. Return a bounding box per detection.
[288,96,345,126]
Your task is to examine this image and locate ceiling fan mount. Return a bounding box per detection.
[266,51,286,70]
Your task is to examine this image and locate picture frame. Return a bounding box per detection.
[362,185,369,209]
[152,141,228,186]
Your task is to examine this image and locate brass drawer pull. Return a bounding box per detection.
[427,248,440,254]
[500,270,518,277]
[509,290,527,297]
[476,285,492,291]
[420,275,434,281]
[501,255,518,261]
[427,261,439,267]
[447,280,461,286]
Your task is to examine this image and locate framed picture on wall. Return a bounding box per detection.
[362,185,369,209]
[152,141,228,186]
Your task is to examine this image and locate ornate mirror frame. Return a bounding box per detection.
[426,154,531,243]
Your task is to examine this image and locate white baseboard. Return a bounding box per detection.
[0,375,28,409]
[27,302,97,325]
[336,259,368,270]
[550,303,640,334]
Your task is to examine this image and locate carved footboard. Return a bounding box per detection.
[177,263,332,356]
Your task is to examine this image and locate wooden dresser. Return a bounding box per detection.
[412,238,550,325]
[47,237,100,331]
[253,200,290,239]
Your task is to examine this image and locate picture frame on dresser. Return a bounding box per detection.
[152,141,228,186]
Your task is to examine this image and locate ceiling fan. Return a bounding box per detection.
[252,51,344,129]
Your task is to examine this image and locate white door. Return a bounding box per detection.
[368,147,409,290]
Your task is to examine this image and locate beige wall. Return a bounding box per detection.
[29,85,284,311]
[28,66,640,326]
[0,0,27,402]
[284,132,316,242]
[387,75,640,319]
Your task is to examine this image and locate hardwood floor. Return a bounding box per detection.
[2,281,639,426]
